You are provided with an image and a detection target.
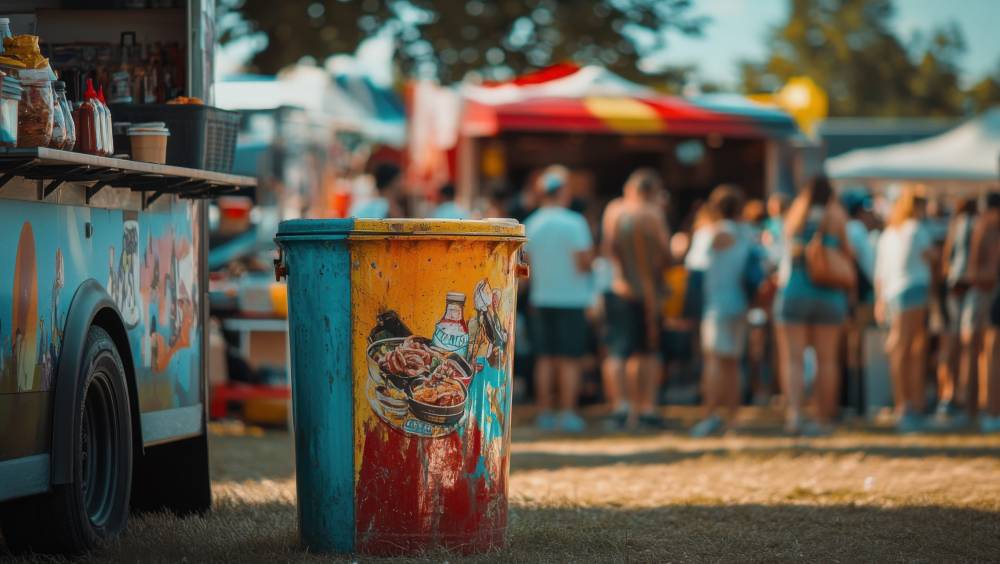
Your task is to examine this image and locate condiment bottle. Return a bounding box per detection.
[55,81,75,150]
[97,86,113,156]
[75,79,101,155]
[432,292,470,357]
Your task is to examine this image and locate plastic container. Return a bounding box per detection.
[97,86,113,156]
[0,18,12,55]
[0,73,21,147]
[127,121,169,164]
[109,103,239,171]
[275,218,527,555]
[55,82,75,150]
[48,81,68,149]
[17,78,53,148]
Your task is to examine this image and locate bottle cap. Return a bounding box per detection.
[445,292,466,304]
[84,78,98,100]
[97,85,107,103]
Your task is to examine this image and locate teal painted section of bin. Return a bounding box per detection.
[277,218,355,553]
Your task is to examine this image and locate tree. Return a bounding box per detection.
[218,0,707,84]
[967,61,1000,114]
[740,0,966,117]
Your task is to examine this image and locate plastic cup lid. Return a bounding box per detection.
[128,128,170,136]
[133,122,166,129]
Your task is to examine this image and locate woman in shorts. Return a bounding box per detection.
[691,186,752,436]
[773,175,851,435]
[875,186,935,433]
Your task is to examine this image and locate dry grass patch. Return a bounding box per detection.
[3,414,1000,562]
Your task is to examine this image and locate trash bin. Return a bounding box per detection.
[275,218,527,555]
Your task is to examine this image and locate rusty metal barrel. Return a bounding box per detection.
[275,218,526,555]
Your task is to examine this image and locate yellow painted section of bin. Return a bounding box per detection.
[350,236,525,477]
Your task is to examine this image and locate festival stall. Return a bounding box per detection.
[826,107,1000,196]
[408,64,805,219]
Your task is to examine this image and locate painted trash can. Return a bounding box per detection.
[274,218,527,555]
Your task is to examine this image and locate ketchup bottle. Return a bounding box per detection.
[75,79,101,156]
[97,86,113,156]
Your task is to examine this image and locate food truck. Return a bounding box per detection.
[0,0,254,554]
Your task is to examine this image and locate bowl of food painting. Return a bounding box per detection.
[366,336,473,435]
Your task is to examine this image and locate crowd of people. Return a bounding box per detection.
[348,161,1000,436]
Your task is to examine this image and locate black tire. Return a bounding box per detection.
[0,326,133,554]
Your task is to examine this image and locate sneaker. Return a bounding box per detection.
[935,401,957,420]
[638,412,669,430]
[979,414,1000,434]
[556,410,586,433]
[603,407,630,431]
[690,415,724,438]
[535,410,557,431]
[896,412,924,434]
[799,420,833,437]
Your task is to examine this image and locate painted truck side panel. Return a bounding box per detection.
[0,197,202,460]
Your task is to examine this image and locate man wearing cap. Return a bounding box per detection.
[523,165,594,432]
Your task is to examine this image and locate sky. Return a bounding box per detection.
[218,0,1000,89]
[655,0,1000,88]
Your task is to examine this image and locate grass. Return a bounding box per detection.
[4,407,1000,562]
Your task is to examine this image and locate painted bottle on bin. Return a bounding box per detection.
[431,292,469,357]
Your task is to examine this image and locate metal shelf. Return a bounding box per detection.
[0,147,256,205]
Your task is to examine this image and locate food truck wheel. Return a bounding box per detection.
[0,327,133,554]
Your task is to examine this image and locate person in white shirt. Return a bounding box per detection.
[875,186,936,433]
[523,165,594,433]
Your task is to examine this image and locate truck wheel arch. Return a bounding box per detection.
[51,279,142,485]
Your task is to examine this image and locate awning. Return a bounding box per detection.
[459,66,798,139]
[462,94,797,138]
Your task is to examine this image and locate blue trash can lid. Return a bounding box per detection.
[276,218,525,241]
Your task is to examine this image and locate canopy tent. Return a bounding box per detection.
[826,108,1000,186]
[216,65,406,147]
[459,64,799,139]
[407,64,802,195]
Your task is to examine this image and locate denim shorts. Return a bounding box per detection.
[773,266,848,326]
[885,285,929,320]
[701,315,748,358]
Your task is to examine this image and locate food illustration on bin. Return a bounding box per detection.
[366,279,510,438]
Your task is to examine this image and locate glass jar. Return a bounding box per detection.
[57,84,75,150]
[0,73,20,147]
[49,81,67,149]
[17,78,53,148]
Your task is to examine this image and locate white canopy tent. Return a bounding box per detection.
[826,108,1000,193]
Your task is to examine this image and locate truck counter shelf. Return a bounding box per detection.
[0,147,255,206]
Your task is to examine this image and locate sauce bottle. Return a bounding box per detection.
[75,79,101,155]
[432,292,470,357]
[96,85,113,156]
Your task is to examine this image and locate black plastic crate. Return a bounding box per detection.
[109,103,240,172]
